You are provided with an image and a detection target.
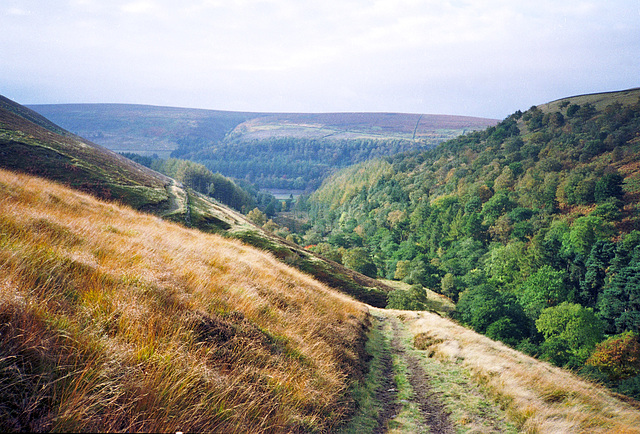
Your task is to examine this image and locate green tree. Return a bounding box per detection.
[485,241,530,291]
[566,104,580,118]
[568,215,614,256]
[598,247,640,334]
[593,200,623,222]
[343,247,378,278]
[536,302,604,364]
[394,260,411,280]
[455,284,530,346]
[595,172,625,203]
[579,240,615,307]
[517,265,568,320]
[263,219,279,232]
[482,191,516,226]
[387,284,427,310]
[440,273,458,300]
[247,207,267,226]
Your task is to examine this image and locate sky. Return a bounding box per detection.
[1,0,639,119]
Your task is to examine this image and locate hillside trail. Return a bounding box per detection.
[370,311,454,433]
[369,309,515,434]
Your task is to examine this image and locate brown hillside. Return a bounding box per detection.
[0,168,369,432]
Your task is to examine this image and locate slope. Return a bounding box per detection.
[27,103,256,158]
[0,95,392,306]
[365,309,640,433]
[0,167,370,432]
[303,87,640,396]
[3,167,640,434]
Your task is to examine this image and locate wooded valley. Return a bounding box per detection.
[299,89,640,398]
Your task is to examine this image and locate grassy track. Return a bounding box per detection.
[343,311,515,433]
[361,309,640,433]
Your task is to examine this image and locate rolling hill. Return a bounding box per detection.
[0,95,391,306]
[28,103,498,190]
[0,167,370,432]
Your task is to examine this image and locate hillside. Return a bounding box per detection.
[0,96,252,234]
[0,95,391,306]
[302,88,640,397]
[4,168,640,433]
[27,103,256,158]
[0,168,370,432]
[4,93,640,431]
[369,308,640,433]
[29,103,498,190]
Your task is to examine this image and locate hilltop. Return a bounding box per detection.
[29,103,498,190]
[0,95,391,306]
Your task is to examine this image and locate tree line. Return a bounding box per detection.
[171,136,433,191]
[121,154,282,216]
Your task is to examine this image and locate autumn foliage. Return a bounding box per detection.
[587,332,640,381]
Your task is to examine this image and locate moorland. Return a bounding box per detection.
[2,89,640,432]
[30,104,497,191]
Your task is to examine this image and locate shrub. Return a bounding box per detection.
[586,332,640,381]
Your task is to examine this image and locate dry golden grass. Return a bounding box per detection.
[0,168,369,433]
[380,309,640,433]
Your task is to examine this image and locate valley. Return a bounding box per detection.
[300,88,640,404]
[28,104,498,191]
[2,89,640,432]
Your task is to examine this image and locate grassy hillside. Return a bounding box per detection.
[26,103,256,158]
[302,88,640,397]
[3,167,640,433]
[1,95,392,306]
[225,112,496,141]
[30,103,497,190]
[0,168,370,432]
[373,309,640,433]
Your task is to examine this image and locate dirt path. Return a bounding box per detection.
[364,314,453,433]
[343,311,514,433]
[372,317,401,433]
[387,316,454,433]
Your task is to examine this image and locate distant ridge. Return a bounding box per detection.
[29,103,498,190]
[28,103,498,155]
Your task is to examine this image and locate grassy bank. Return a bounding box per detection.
[0,168,369,432]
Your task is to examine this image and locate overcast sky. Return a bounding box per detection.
[2,1,639,119]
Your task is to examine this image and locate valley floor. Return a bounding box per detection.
[342,309,640,434]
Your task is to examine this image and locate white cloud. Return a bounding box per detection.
[5,7,31,16]
[120,1,157,14]
[0,0,638,117]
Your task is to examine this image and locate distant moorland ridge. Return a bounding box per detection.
[29,103,498,190]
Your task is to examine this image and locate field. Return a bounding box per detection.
[231,112,498,142]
